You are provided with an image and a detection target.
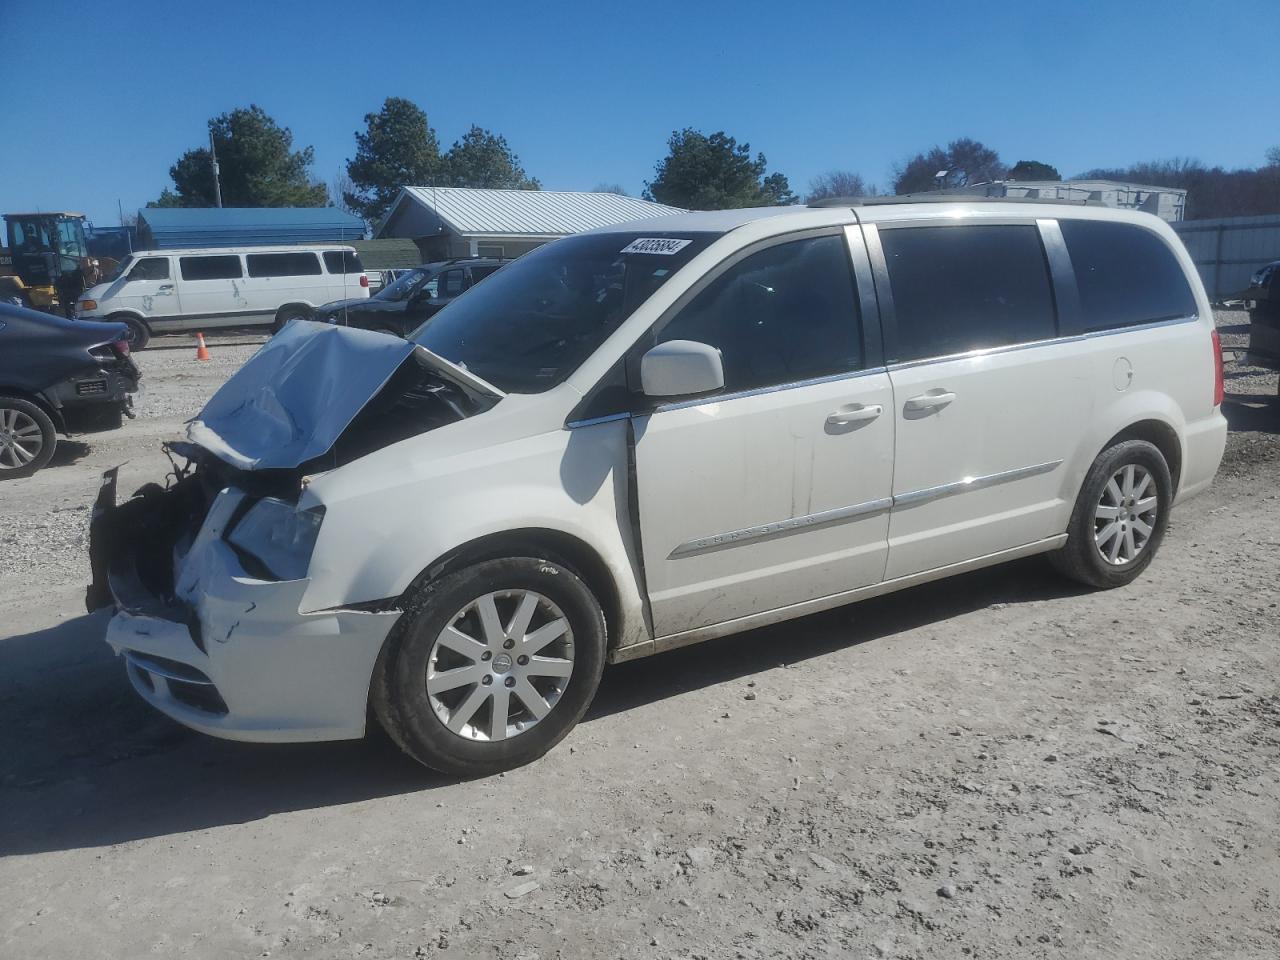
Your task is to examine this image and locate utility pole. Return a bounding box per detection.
[210,130,223,208]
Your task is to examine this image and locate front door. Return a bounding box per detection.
[632,231,895,638]
[868,221,1092,579]
[115,256,180,319]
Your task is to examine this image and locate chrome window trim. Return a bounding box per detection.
[669,497,894,560]
[884,314,1199,372]
[892,460,1063,509]
[653,365,890,414]
[564,412,631,429]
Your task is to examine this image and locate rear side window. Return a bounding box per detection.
[1059,220,1197,333]
[656,234,861,393]
[323,250,364,274]
[469,265,501,283]
[129,257,169,281]
[246,252,322,278]
[881,225,1056,362]
[180,255,242,281]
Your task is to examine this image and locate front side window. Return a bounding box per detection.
[655,234,862,393]
[881,224,1056,363]
[440,269,465,297]
[1059,219,1197,333]
[129,257,169,281]
[323,250,364,274]
[413,231,717,393]
[180,255,242,281]
[246,252,322,278]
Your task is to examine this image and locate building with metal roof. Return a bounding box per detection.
[136,207,367,249]
[374,187,685,260]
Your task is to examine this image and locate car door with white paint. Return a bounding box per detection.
[632,230,895,638]
[113,255,180,320]
[869,220,1092,579]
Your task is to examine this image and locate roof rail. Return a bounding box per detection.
[808,194,1104,209]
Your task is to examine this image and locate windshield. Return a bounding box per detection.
[411,232,716,393]
[377,268,433,302]
[105,255,134,282]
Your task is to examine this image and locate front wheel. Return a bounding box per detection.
[0,396,57,478]
[371,557,607,777]
[1049,439,1172,589]
[109,314,151,350]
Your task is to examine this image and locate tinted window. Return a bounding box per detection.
[881,225,1056,362]
[469,264,501,283]
[1059,219,1197,332]
[246,252,322,278]
[323,250,364,274]
[180,255,242,281]
[440,269,465,297]
[129,257,169,281]
[656,234,861,393]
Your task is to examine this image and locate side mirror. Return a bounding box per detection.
[640,340,725,399]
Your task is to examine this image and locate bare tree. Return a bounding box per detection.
[805,171,878,203]
[592,182,630,196]
[330,167,358,215]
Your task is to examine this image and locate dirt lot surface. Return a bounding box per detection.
[2,319,1278,959]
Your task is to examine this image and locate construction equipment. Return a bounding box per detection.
[0,212,103,316]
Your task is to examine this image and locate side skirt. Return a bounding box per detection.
[608,534,1068,664]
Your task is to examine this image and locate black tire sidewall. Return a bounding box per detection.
[0,396,57,479]
[1070,440,1173,587]
[379,557,606,777]
[109,315,150,350]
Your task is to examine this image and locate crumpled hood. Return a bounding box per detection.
[188,321,500,471]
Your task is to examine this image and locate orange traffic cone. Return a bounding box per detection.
[195,332,212,361]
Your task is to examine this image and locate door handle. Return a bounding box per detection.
[157,284,174,293]
[903,390,956,414]
[826,403,883,426]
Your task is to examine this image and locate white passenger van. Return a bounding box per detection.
[75,245,368,348]
[91,199,1227,777]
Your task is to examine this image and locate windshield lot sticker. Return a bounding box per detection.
[621,238,693,256]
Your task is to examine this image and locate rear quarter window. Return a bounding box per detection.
[246,252,323,278]
[179,255,242,281]
[323,250,364,274]
[1059,220,1197,333]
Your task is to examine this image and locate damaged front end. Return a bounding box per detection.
[86,322,501,742]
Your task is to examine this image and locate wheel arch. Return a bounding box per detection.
[1100,418,1183,494]
[275,302,315,321]
[0,387,65,432]
[402,528,624,651]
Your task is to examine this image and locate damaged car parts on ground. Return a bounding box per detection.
[89,200,1227,776]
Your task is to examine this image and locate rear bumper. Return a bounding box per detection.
[89,469,400,742]
[1177,411,1228,503]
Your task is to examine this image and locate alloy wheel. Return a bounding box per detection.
[426,590,575,742]
[1094,464,1158,565]
[0,408,44,471]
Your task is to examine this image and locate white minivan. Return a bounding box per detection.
[90,199,1227,776]
[75,245,369,348]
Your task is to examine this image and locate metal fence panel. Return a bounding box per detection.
[1172,215,1280,301]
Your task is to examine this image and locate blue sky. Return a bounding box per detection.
[2,0,1276,226]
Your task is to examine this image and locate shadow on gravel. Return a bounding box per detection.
[1223,393,1280,434]
[47,439,91,469]
[0,557,1082,856]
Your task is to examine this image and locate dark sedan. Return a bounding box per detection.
[0,302,139,478]
[314,258,507,338]
[1239,260,1280,380]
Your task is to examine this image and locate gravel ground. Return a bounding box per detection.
[1,317,1277,959]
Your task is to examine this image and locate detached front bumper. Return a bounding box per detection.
[88,469,401,743]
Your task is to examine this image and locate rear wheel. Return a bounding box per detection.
[1049,439,1172,588]
[0,396,57,479]
[371,557,607,777]
[272,306,311,334]
[109,314,150,350]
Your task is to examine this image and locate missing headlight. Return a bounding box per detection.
[225,498,325,581]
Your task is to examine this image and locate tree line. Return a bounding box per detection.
[148,100,1280,221]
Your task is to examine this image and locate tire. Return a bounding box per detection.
[272,306,311,334]
[109,315,150,351]
[0,396,58,479]
[1048,439,1172,589]
[370,557,607,777]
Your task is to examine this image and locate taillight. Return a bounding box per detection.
[359,274,369,288]
[1211,329,1224,407]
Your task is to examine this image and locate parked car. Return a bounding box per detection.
[74,245,369,349]
[1239,259,1280,378]
[314,258,507,338]
[89,200,1226,776]
[0,302,139,478]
